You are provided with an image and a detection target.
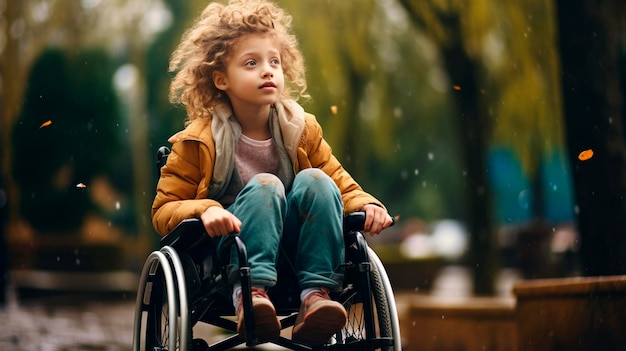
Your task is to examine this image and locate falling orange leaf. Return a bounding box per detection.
[330,105,338,115]
[76,183,87,189]
[39,120,52,129]
[578,149,594,161]
[453,85,462,91]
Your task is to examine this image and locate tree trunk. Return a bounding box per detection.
[440,21,496,295]
[556,0,626,275]
[397,0,498,294]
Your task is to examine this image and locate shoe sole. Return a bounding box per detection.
[238,299,281,343]
[293,303,348,346]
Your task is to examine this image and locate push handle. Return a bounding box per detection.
[156,146,171,178]
[343,211,396,234]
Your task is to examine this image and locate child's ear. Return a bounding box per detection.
[213,71,228,90]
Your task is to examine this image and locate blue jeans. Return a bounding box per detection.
[222,169,344,290]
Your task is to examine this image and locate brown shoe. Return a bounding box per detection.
[237,288,281,343]
[292,288,347,346]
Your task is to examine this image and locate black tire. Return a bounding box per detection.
[331,248,401,350]
[367,247,402,351]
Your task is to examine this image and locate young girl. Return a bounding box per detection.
[152,0,393,346]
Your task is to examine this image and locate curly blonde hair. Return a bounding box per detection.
[168,0,308,121]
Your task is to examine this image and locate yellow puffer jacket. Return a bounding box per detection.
[152,100,384,236]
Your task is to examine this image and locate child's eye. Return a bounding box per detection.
[270,58,280,65]
[245,60,256,67]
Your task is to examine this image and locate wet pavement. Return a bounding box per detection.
[0,286,293,351]
[1,289,135,351]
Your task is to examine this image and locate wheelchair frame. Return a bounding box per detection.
[132,147,401,350]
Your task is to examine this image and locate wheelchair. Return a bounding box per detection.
[132,147,401,351]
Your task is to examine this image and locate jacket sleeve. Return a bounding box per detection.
[299,115,386,214]
[151,140,221,236]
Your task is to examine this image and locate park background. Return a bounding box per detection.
[1,0,625,304]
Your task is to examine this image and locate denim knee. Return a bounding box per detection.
[294,168,338,194]
[245,173,286,200]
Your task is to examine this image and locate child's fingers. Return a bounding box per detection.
[370,214,385,236]
[372,214,393,236]
[201,207,241,237]
[231,216,242,233]
[362,205,394,236]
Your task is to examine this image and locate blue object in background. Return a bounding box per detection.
[489,148,575,225]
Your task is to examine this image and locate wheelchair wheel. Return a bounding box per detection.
[333,247,401,351]
[133,250,191,351]
[367,246,402,350]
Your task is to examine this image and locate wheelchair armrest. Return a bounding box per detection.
[343,211,395,234]
[160,218,208,250]
[343,212,366,233]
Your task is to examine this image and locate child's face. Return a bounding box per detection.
[213,33,285,111]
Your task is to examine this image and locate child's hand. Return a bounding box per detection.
[200,206,242,237]
[362,204,394,236]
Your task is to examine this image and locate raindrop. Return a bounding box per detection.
[115,201,121,210]
[76,258,81,266]
[414,169,419,176]
[427,152,434,161]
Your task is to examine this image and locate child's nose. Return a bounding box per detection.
[261,63,275,78]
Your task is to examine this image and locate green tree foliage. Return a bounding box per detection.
[12,48,123,234]
[281,0,464,221]
[487,2,563,171]
[398,0,564,185]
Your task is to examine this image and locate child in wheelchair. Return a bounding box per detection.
[152,0,393,346]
